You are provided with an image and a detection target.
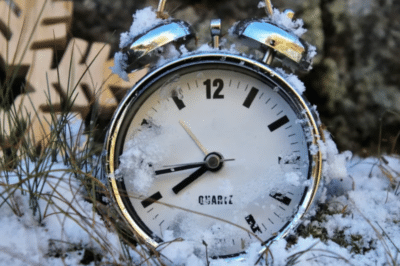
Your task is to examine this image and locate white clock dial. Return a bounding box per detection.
[106,55,321,258]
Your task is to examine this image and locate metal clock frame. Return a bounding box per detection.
[104,51,323,259]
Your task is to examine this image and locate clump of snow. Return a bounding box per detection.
[309,143,319,155]
[155,44,182,67]
[270,8,307,37]
[259,2,309,37]
[117,124,167,194]
[111,7,164,81]
[158,74,182,100]
[196,43,218,52]
[119,7,163,49]
[318,131,353,184]
[275,67,306,94]
[307,44,317,62]
[110,51,129,81]
[257,1,266,9]
[285,171,303,186]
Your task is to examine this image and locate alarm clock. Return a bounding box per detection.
[104,0,323,260]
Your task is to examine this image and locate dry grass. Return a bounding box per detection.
[1,1,400,265]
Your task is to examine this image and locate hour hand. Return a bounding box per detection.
[172,166,208,194]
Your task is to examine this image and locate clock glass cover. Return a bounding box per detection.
[105,53,322,258]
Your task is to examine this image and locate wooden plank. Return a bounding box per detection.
[0,0,147,155]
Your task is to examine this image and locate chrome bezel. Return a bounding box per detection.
[104,52,323,260]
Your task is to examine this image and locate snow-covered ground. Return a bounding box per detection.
[0,118,399,266]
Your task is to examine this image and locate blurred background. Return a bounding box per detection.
[1,0,399,156]
[71,0,400,155]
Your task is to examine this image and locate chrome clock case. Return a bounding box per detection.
[103,0,324,261]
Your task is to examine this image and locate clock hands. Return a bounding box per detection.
[179,120,208,155]
[173,121,234,194]
[172,165,208,194]
[171,152,228,194]
[155,158,235,175]
[155,162,205,175]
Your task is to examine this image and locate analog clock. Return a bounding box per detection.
[104,53,322,258]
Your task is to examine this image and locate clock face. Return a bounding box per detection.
[106,55,321,258]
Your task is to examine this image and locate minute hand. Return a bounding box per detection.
[155,162,205,175]
[155,159,235,175]
[179,120,208,155]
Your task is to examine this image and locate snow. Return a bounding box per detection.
[257,1,267,9]
[307,44,317,63]
[111,7,164,81]
[257,1,307,37]
[117,123,168,194]
[257,1,317,68]
[3,4,400,266]
[270,8,307,37]
[110,51,129,81]
[111,5,314,83]
[0,120,123,265]
[1,117,399,265]
[119,7,163,49]
[275,67,306,95]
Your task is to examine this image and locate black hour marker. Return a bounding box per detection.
[141,192,163,208]
[270,192,292,206]
[268,116,290,132]
[243,87,259,108]
[245,214,262,234]
[262,223,267,230]
[141,119,148,126]
[172,96,185,110]
[278,156,301,164]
